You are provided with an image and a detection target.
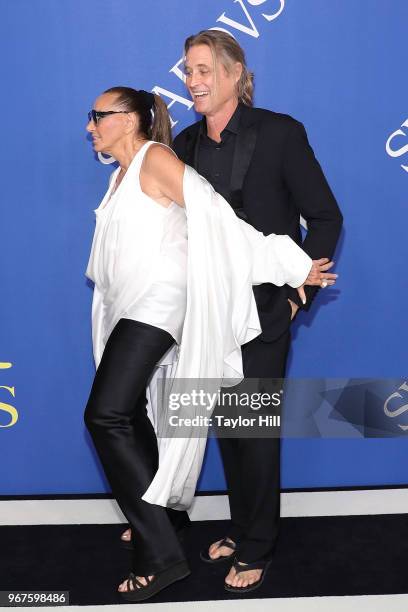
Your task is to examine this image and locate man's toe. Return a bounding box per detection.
[224,569,234,585]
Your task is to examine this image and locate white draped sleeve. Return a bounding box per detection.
[237,220,312,288]
[141,165,312,509]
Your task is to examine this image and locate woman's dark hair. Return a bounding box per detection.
[103,86,172,146]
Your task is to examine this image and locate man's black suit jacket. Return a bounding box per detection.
[173,104,343,342]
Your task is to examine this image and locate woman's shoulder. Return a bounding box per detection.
[146,140,177,157]
[144,141,184,173]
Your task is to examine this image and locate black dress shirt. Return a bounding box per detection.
[197,104,241,208]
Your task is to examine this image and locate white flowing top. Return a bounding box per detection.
[85,141,312,510]
[86,141,187,365]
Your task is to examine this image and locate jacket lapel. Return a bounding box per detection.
[230,107,258,197]
[183,122,201,168]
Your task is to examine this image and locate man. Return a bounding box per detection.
[173,30,343,593]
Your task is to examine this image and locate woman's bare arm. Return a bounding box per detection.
[140,144,185,207]
[141,146,338,303]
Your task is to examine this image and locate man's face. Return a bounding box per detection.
[184,44,240,117]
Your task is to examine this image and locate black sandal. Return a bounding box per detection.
[224,556,272,593]
[199,537,237,564]
[119,560,191,602]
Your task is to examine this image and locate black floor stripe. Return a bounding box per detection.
[1,516,408,605]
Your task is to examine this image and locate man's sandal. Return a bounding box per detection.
[199,537,237,564]
[119,560,191,602]
[224,557,272,593]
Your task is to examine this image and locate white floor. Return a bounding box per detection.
[2,594,408,612]
[1,488,408,525]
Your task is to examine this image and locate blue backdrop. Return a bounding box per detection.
[1,0,407,495]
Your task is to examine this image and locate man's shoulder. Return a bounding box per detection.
[173,118,201,143]
[243,105,302,130]
[172,106,304,147]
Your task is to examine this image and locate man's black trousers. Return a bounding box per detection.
[218,328,291,562]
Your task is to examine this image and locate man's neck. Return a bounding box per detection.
[205,98,239,143]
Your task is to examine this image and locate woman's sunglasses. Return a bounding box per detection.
[88,110,127,124]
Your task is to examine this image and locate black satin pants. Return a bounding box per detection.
[84,318,187,575]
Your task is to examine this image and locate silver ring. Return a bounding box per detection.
[321,279,328,288]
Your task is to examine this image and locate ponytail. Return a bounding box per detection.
[103,86,172,145]
[150,94,172,146]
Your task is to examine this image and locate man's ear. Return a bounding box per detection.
[234,62,243,83]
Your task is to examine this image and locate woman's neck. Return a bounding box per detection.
[110,137,148,171]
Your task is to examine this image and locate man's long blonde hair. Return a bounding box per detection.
[184,30,254,107]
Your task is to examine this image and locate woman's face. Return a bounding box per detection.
[86,92,130,155]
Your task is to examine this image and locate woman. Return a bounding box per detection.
[84,86,337,602]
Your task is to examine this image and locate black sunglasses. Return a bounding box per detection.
[88,109,127,124]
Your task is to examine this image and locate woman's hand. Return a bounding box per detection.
[297,258,338,304]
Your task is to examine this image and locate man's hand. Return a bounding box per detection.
[297,258,338,304]
[288,299,299,320]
